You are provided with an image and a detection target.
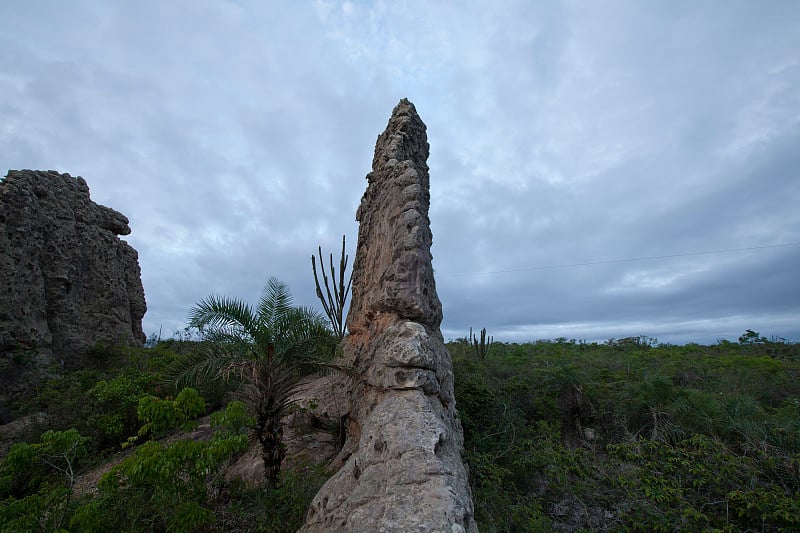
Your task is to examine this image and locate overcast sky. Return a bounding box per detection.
[2,1,799,345]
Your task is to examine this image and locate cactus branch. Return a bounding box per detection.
[470,327,493,360]
[312,235,353,340]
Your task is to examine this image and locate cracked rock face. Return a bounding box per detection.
[301,100,476,532]
[0,170,146,380]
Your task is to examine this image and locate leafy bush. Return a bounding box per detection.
[24,344,185,452]
[608,434,800,531]
[71,398,248,532]
[0,429,91,532]
[218,462,332,533]
[136,387,206,438]
[3,331,798,531]
[0,428,90,498]
[0,486,75,533]
[451,336,800,531]
[87,373,152,447]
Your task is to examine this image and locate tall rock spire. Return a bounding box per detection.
[347,98,442,334]
[301,100,476,532]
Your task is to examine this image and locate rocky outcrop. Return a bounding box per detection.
[0,170,146,396]
[301,100,476,532]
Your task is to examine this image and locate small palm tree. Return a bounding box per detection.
[174,277,335,486]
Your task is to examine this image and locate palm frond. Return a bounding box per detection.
[188,294,258,341]
[177,276,338,484]
[201,328,258,354]
[238,361,305,415]
[274,307,336,364]
[256,277,294,329]
[165,342,241,391]
[274,306,328,342]
[295,305,329,326]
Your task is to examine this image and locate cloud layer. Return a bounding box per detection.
[2,1,799,344]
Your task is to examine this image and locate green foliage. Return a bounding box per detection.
[739,328,768,344]
[23,344,184,452]
[0,429,89,498]
[4,327,797,532]
[26,369,103,438]
[3,334,336,533]
[72,398,249,532]
[0,486,75,533]
[607,434,800,531]
[87,373,151,446]
[451,336,800,531]
[218,462,332,532]
[0,429,90,532]
[68,501,105,533]
[210,400,255,437]
[175,276,337,486]
[466,442,553,531]
[728,486,800,530]
[0,442,36,496]
[136,387,206,438]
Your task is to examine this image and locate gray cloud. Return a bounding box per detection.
[2,1,798,344]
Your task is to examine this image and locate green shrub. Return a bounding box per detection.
[0,428,90,498]
[450,338,800,531]
[728,486,800,530]
[218,462,332,532]
[87,373,152,447]
[72,399,248,532]
[136,387,206,438]
[0,429,91,532]
[608,434,798,531]
[0,486,75,533]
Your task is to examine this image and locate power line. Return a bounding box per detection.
[451,241,800,276]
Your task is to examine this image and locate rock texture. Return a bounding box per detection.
[301,100,476,532]
[0,170,146,379]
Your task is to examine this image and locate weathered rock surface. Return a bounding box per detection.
[301,100,476,532]
[0,170,146,404]
[0,412,48,455]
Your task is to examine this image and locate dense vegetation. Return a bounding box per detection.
[1,331,798,531]
[452,333,800,532]
[0,340,329,533]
